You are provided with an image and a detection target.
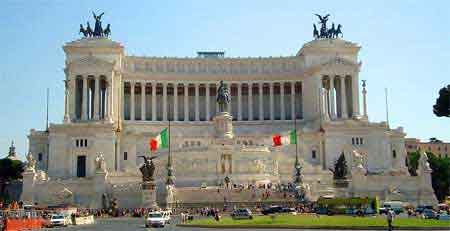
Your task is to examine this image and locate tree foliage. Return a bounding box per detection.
[333,153,348,180]
[406,151,420,176]
[427,153,450,202]
[433,85,450,118]
[0,158,24,202]
[0,158,24,182]
[407,151,450,202]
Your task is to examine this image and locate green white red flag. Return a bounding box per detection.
[150,128,169,151]
[272,129,297,146]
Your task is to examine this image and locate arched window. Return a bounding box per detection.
[392,150,397,159]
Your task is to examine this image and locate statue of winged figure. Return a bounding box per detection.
[138,156,158,182]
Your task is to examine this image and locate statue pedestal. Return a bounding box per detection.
[93,171,108,209]
[141,181,158,209]
[21,169,37,204]
[213,112,234,141]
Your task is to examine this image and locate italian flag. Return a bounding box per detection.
[150,128,169,151]
[272,129,297,146]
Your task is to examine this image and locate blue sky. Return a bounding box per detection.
[0,0,449,158]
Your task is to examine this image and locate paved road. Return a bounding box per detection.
[35,216,425,231]
[37,216,299,231]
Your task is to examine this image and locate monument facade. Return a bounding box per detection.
[23,14,437,208]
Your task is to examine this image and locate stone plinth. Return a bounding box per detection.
[213,112,234,144]
[141,181,157,209]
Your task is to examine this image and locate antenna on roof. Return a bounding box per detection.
[46,88,49,132]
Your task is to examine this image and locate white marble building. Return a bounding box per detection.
[23,37,437,208]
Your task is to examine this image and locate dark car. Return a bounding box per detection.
[261,206,283,215]
[422,209,437,219]
[416,205,433,214]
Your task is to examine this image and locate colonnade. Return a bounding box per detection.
[321,75,359,120]
[72,75,112,121]
[122,81,303,122]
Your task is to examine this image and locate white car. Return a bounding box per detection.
[145,212,165,228]
[49,214,68,227]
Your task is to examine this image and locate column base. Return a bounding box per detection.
[63,115,71,123]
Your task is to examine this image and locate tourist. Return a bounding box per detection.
[387,208,395,231]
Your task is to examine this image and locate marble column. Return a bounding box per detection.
[248,82,253,121]
[121,81,125,120]
[130,82,135,121]
[340,76,348,119]
[269,82,274,120]
[82,76,88,120]
[205,83,210,120]
[323,88,330,121]
[141,82,146,121]
[184,83,189,121]
[63,78,70,123]
[151,82,156,121]
[352,74,360,118]
[237,83,242,121]
[329,76,336,120]
[105,78,113,121]
[174,83,178,121]
[162,82,167,121]
[94,76,100,120]
[280,82,285,120]
[195,83,199,121]
[291,82,296,120]
[362,80,368,117]
[259,82,264,120]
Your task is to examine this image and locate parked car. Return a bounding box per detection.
[280,207,297,215]
[422,209,437,219]
[49,214,68,227]
[145,212,165,228]
[231,208,253,220]
[379,201,404,214]
[415,205,433,214]
[262,206,283,215]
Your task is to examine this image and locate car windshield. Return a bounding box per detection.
[52,215,64,219]
[149,213,162,218]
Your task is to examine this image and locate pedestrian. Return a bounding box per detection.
[387,208,395,231]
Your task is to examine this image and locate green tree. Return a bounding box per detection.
[333,153,348,180]
[406,151,420,176]
[407,151,450,202]
[0,158,24,202]
[433,84,450,118]
[427,153,450,202]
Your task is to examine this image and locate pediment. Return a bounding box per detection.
[66,56,115,75]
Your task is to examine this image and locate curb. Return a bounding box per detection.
[177,224,450,230]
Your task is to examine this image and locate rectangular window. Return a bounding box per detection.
[312,150,317,159]
[76,140,79,147]
[124,152,128,161]
[352,138,355,145]
[360,138,364,145]
[38,153,43,161]
[84,139,88,147]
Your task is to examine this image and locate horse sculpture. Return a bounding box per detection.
[334,24,343,38]
[103,24,111,37]
[313,24,319,39]
[79,24,88,37]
